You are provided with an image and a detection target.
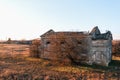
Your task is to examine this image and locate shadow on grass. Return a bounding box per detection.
[109,60,120,67]
[76,60,120,71]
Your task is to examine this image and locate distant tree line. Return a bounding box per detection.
[5,38,32,44]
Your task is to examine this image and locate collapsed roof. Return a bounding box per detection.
[40,26,112,40]
[90,26,112,40]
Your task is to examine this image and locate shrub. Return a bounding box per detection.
[29,39,41,58]
[7,38,12,44]
[112,41,120,56]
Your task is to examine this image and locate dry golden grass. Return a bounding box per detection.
[0,44,119,80]
[113,56,120,60]
[0,44,29,57]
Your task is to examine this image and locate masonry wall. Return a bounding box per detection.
[39,27,112,66]
[40,32,92,63]
[90,39,112,66]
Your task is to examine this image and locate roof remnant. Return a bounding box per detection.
[90,26,101,35]
[40,29,54,37]
[90,26,112,40]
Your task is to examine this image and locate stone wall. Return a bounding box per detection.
[90,39,112,66]
[40,32,92,63]
[39,27,112,66]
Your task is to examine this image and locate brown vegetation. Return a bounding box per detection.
[0,44,120,79]
[112,40,120,56]
[29,39,41,58]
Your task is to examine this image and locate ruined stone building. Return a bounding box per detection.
[40,26,112,66]
[89,27,112,66]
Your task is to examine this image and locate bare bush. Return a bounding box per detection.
[7,38,12,44]
[112,41,120,56]
[29,39,41,58]
[42,33,89,65]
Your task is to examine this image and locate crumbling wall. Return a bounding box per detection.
[40,32,92,64]
[90,39,112,66]
[39,27,112,66]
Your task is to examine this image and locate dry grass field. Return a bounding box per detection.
[0,44,120,80]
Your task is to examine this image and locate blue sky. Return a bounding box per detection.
[0,0,120,40]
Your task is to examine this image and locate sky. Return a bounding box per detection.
[0,0,120,40]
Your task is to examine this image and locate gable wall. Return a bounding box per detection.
[90,39,112,66]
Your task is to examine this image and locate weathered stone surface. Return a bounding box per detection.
[89,27,112,66]
[39,26,112,66]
